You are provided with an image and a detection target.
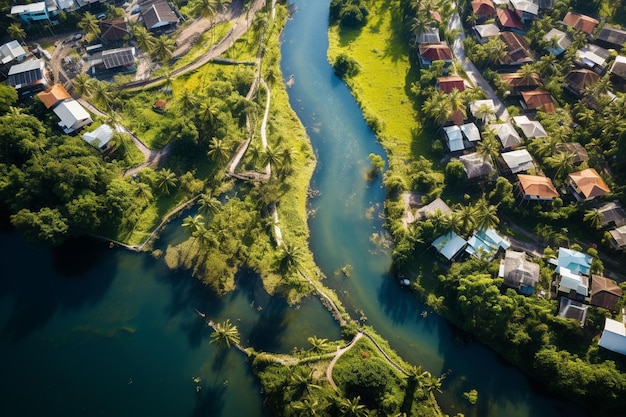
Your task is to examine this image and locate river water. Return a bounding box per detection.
[0,1,589,417]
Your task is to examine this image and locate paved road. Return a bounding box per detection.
[448,11,510,122]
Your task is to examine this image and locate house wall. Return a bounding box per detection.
[599,330,626,355]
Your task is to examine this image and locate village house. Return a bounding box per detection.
[418,43,453,68]
[432,231,467,262]
[470,99,497,124]
[10,2,51,23]
[609,226,626,251]
[565,68,599,97]
[500,72,542,96]
[595,26,626,50]
[496,8,524,34]
[499,32,534,67]
[599,317,626,355]
[520,90,555,113]
[509,0,539,24]
[82,124,114,152]
[512,115,547,139]
[99,19,131,44]
[459,152,495,181]
[473,23,500,44]
[7,59,48,94]
[89,47,136,75]
[500,149,535,174]
[597,201,626,228]
[590,275,623,311]
[460,122,481,143]
[567,168,610,201]
[487,122,521,150]
[610,56,626,81]
[140,0,179,32]
[471,0,497,23]
[575,44,610,74]
[416,27,440,44]
[443,125,466,152]
[516,174,558,201]
[417,198,451,220]
[436,76,465,93]
[0,40,27,66]
[36,83,71,109]
[543,28,571,56]
[53,99,92,134]
[561,11,599,36]
[555,142,588,166]
[558,298,589,326]
[465,228,509,260]
[498,249,540,295]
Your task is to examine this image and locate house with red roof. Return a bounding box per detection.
[497,8,524,34]
[517,174,559,201]
[471,0,496,23]
[436,76,465,93]
[520,90,555,114]
[418,43,453,68]
[562,11,599,35]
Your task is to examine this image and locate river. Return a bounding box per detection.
[0,1,589,417]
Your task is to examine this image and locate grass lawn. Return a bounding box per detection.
[327,0,429,180]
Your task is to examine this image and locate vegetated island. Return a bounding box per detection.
[327,0,626,415]
[0,0,447,416]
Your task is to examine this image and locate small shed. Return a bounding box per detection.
[82,124,114,151]
[599,318,626,355]
[459,123,481,142]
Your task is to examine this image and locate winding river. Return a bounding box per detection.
[0,1,590,417]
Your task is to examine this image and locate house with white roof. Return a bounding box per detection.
[470,99,497,124]
[501,149,535,174]
[432,231,467,261]
[460,122,481,143]
[11,2,51,23]
[512,115,547,139]
[509,0,538,23]
[575,44,610,74]
[558,267,589,298]
[599,318,626,355]
[0,41,27,65]
[487,122,521,150]
[82,124,114,151]
[443,125,465,152]
[543,28,571,56]
[459,153,495,180]
[473,23,500,44]
[499,249,539,295]
[53,100,92,133]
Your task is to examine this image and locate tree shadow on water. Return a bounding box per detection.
[377,271,424,325]
[190,381,226,417]
[0,234,116,342]
[247,296,289,352]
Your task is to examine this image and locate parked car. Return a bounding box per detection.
[72,33,83,41]
[97,13,107,20]
[131,7,140,15]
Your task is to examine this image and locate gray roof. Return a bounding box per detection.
[501,149,534,173]
[7,59,44,88]
[558,297,588,325]
[500,250,540,288]
[416,27,440,44]
[513,115,547,138]
[140,0,178,30]
[102,47,135,69]
[0,40,26,65]
[417,198,451,219]
[598,201,626,227]
[488,123,521,149]
[459,153,494,179]
[597,26,626,48]
[610,56,626,79]
[610,225,626,248]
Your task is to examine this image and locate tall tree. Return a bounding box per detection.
[78,12,101,42]
[72,73,96,97]
[207,137,229,166]
[197,193,222,218]
[583,209,602,230]
[152,35,175,62]
[473,197,499,231]
[155,168,178,194]
[8,22,27,44]
[133,25,156,53]
[209,319,240,349]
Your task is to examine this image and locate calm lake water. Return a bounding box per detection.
[0,1,589,417]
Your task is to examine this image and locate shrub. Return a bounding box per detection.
[333,53,361,79]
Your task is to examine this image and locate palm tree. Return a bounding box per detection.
[476,132,500,162]
[307,336,329,353]
[289,398,323,417]
[583,209,602,230]
[277,242,304,275]
[484,37,507,67]
[78,12,101,42]
[134,181,153,203]
[197,193,222,218]
[133,25,156,54]
[448,88,467,119]
[8,23,27,44]
[473,103,496,125]
[156,168,178,194]
[288,368,321,400]
[422,375,444,394]
[161,67,174,95]
[209,319,240,349]
[473,197,499,231]
[193,0,217,19]
[72,73,96,97]
[151,35,175,63]
[177,89,199,113]
[198,100,220,130]
[456,204,476,236]
[443,211,463,235]
[207,137,229,166]
[182,214,205,237]
[545,151,575,180]
[422,91,452,126]
[92,81,115,110]
[338,396,369,417]
[264,145,280,170]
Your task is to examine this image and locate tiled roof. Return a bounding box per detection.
[521,90,555,113]
[471,0,496,16]
[562,11,599,35]
[99,19,130,42]
[437,76,465,93]
[518,174,558,199]
[568,168,610,199]
[418,43,453,61]
[499,32,533,65]
[36,83,71,109]
[566,69,599,94]
[497,8,523,31]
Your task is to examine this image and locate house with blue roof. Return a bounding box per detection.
[554,247,592,276]
[465,228,510,260]
[432,231,467,261]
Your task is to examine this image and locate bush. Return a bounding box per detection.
[333,53,361,79]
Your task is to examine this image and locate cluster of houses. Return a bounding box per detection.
[413,1,626,355]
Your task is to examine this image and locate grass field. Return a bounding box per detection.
[327,0,430,180]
